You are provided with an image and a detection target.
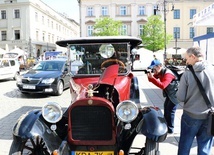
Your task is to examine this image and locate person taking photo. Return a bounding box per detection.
[147,60,179,134]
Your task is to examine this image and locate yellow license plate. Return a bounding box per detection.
[71,151,114,155]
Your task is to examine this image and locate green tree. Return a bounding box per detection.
[93,17,122,36]
[141,15,172,52]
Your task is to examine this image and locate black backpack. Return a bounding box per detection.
[165,65,185,81]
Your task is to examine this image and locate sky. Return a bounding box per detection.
[42,0,79,23]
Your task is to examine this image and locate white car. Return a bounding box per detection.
[0,58,20,80]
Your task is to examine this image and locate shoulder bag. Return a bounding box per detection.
[188,65,214,136]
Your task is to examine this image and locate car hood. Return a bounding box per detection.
[23,70,61,78]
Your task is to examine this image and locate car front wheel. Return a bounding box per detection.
[9,136,50,155]
[145,138,160,155]
[55,80,64,96]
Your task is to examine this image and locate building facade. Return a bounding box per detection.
[78,0,214,49]
[0,0,79,58]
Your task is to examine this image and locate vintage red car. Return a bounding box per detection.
[10,36,168,155]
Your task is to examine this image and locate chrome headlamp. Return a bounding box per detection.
[116,100,139,123]
[42,102,63,123]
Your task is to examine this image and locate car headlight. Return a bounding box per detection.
[116,100,139,123]
[42,102,63,123]
[41,78,55,84]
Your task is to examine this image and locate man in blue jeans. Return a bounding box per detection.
[176,47,214,155]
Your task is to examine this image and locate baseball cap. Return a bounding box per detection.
[148,60,162,69]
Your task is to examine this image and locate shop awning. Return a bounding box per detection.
[193,3,214,26]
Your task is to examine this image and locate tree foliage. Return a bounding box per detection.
[141,15,172,52]
[93,17,122,36]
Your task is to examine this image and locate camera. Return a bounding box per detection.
[145,69,152,74]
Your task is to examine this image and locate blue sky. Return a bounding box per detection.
[42,0,79,23]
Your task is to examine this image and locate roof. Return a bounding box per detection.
[56,36,142,48]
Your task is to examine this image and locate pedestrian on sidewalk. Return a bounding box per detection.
[176,47,214,155]
[147,60,179,134]
[148,54,159,69]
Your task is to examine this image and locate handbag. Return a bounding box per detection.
[188,65,214,136]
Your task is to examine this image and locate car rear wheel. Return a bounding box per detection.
[55,80,64,96]
[9,136,50,155]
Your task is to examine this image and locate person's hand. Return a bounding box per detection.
[147,71,153,78]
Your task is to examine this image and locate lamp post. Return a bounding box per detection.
[175,30,178,55]
[157,0,174,61]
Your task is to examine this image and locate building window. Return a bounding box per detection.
[139,6,145,15]
[207,27,213,34]
[56,24,58,30]
[87,25,93,36]
[35,12,38,22]
[87,7,93,16]
[190,27,195,39]
[42,32,45,41]
[52,34,54,43]
[14,9,20,18]
[47,19,50,27]
[101,6,108,16]
[120,6,127,16]
[174,9,180,19]
[139,24,143,36]
[36,31,39,41]
[1,10,6,19]
[120,25,127,35]
[42,16,44,25]
[14,30,20,40]
[190,9,196,19]
[173,27,180,39]
[1,31,6,41]
[48,34,51,42]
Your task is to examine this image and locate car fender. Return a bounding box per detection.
[140,107,168,142]
[12,109,62,152]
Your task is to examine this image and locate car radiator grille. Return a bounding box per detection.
[22,78,41,84]
[71,106,113,140]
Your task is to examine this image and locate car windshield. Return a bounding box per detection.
[32,60,65,71]
[69,43,129,75]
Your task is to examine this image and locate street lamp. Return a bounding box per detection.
[156,0,174,61]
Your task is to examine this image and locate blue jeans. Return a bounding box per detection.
[164,97,177,133]
[178,113,214,155]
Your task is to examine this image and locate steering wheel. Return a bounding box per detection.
[101,59,125,72]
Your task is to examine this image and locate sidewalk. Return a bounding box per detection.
[136,72,214,155]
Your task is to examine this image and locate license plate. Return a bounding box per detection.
[23,85,35,89]
[71,151,114,155]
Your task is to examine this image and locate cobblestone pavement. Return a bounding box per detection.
[0,72,213,155]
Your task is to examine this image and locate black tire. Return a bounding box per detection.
[145,138,160,155]
[55,80,64,96]
[9,136,50,155]
[130,77,140,102]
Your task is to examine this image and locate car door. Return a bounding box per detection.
[0,60,12,79]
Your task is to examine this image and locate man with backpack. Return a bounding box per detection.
[147,60,179,134]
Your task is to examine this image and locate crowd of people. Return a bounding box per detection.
[146,47,214,155]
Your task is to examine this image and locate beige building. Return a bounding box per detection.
[0,0,79,57]
[78,0,214,49]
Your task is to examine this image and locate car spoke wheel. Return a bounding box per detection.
[144,138,160,155]
[55,80,64,96]
[9,136,50,155]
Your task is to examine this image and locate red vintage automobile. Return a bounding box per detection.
[10,36,168,155]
